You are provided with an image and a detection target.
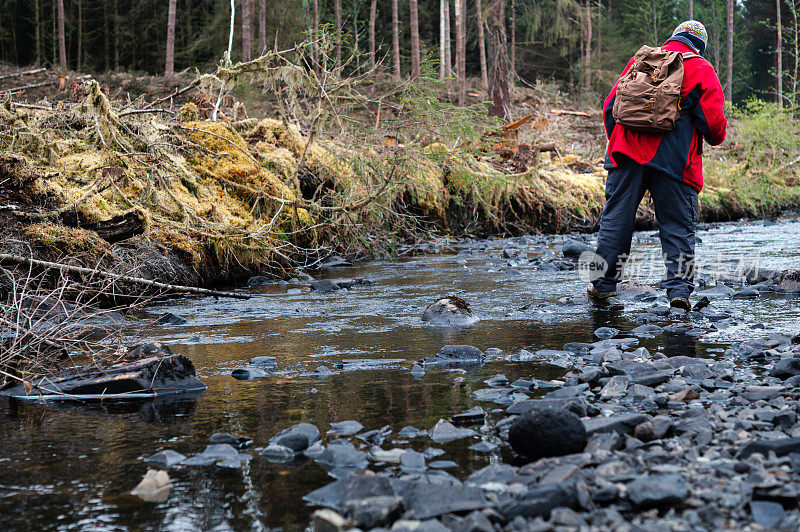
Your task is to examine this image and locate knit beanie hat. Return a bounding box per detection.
[667,20,708,56]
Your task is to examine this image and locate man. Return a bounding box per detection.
[588,20,727,310]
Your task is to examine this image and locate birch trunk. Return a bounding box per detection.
[392,0,401,79]
[476,0,488,90]
[778,0,783,107]
[726,0,733,100]
[369,0,377,70]
[456,0,466,105]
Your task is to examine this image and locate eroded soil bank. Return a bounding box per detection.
[1,216,799,530]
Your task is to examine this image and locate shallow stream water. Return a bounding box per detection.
[1,216,799,530]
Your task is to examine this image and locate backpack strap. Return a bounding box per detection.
[681,52,701,60]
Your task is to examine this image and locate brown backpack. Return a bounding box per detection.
[612,45,700,133]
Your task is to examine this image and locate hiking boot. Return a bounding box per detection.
[587,283,617,301]
[669,296,691,311]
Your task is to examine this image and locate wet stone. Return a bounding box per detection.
[357,425,392,445]
[421,345,486,368]
[750,500,786,528]
[341,495,404,529]
[452,406,486,425]
[508,409,587,462]
[316,440,369,475]
[260,444,296,462]
[770,358,800,379]
[250,356,277,368]
[739,437,800,459]
[599,376,630,400]
[498,482,579,520]
[157,312,187,325]
[272,423,321,452]
[743,386,784,402]
[400,450,427,472]
[328,421,363,436]
[632,324,663,338]
[319,256,353,269]
[231,367,268,380]
[627,474,688,509]
[593,327,619,340]
[429,420,476,443]
[144,449,186,469]
[399,482,488,519]
[421,296,475,326]
[732,287,760,299]
[561,239,593,257]
[583,413,649,437]
[246,275,272,286]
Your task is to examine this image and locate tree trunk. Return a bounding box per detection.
[777,0,783,107]
[456,0,466,105]
[584,0,592,91]
[410,0,421,77]
[444,0,452,77]
[57,0,67,71]
[77,0,83,71]
[440,0,446,78]
[34,0,41,64]
[510,0,516,79]
[369,0,377,69]
[486,0,510,118]
[242,0,253,62]
[392,0,401,79]
[476,0,488,90]
[726,0,733,100]
[313,0,319,74]
[690,0,694,19]
[165,0,177,77]
[259,0,266,54]
[792,1,799,107]
[113,0,120,70]
[335,0,342,69]
[103,0,110,71]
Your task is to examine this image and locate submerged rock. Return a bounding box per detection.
[508,409,587,462]
[319,256,354,269]
[131,469,171,502]
[420,345,486,369]
[421,296,476,326]
[157,312,187,325]
[328,421,364,436]
[231,366,268,380]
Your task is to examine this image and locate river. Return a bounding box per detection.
[1,216,798,530]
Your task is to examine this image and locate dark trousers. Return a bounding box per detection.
[592,157,699,299]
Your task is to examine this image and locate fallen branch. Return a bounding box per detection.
[146,78,202,108]
[0,80,55,95]
[118,108,176,118]
[0,254,250,300]
[550,109,591,118]
[0,67,47,81]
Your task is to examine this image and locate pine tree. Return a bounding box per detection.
[411,0,421,77]
[165,0,176,77]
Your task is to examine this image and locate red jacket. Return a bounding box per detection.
[603,40,727,191]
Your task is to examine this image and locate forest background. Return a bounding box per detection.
[0,0,797,107]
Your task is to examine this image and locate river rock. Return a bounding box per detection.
[250,356,277,368]
[770,357,800,379]
[508,409,587,462]
[593,327,619,340]
[452,406,486,425]
[231,366,268,380]
[507,397,591,418]
[328,421,363,436]
[400,450,427,472]
[421,296,476,326]
[739,437,800,459]
[144,449,186,469]
[420,345,486,368]
[304,474,395,510]
[750,500,786,528]
[272,423,321,453]
[246,275,272,286]
[342,496,404,529]
[316,440,368,475]
[319,256,353,269]
[632,324,663,338]
[498,482,578,520]
[599,376,630,400]
[732,287,760,299]
[583,413,648,437]
[398,482,488,519]
[561,239,593,257]
[131,469,171,502]
[429,419,476,443]
[157,312,187,325]
[627,474,688,509]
